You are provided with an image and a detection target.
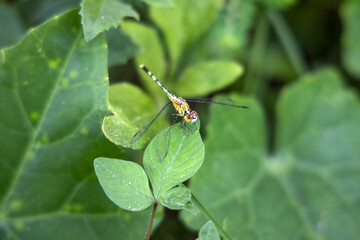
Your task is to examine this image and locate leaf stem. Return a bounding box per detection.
[266,9,308,76]
[145,201,158,240]
[191,194,233,240]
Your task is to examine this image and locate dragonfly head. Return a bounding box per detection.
[185,110,198,123]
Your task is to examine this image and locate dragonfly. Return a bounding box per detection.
[131,65,248,146]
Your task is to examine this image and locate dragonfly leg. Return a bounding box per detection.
[181,120,194,134]
[187,122,194,134]
[180,120,188,135]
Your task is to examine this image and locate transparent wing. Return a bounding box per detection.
[131,102,172,145]
[184,97,249,109]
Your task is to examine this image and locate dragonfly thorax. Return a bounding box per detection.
[171,97,198,123]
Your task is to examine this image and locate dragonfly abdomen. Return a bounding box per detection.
[140,65,175,99]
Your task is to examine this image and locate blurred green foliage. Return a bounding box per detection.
[0,0,359,239]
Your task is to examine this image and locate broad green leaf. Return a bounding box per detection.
[0,10,153,239]
[122,22,166,101]
[94,158,154,211]
[197,221,220,240]
[80,0,139,42]
[144,123,204,198]
[160,185,195,212]
[150,0,223,73]
[106,28,140,67]
[175,61,243,97]
[102,82,166,150]
[143,0,174,7]
[0,3,25,48]
[341,0,360,79]
[182,68,360,240]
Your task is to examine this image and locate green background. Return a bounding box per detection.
[1,0,359,239]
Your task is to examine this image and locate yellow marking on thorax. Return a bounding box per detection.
[171,97,191,116]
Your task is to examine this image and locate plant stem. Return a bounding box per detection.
[191,194,233,240]
[145,201,158,240]
[266,9,308,76]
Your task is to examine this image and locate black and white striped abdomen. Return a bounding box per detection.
[140,65,174,99]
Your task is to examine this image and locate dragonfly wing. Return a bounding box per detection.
[184,97,248,109]
[131,102,172,145]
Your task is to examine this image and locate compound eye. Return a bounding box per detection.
[190,111,198,123]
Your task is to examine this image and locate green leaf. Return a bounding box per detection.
[106,28,140,67]
[182,68,360,240]
[160,185,195,213]
[80,0,139,42]
[143,0,174,7]
[122,22,166,100]
[260,0,298,9]
[150,0,223,72]
[196,0,256,60]
[175,61,243,97]
[102,82,166,150]
[197,221,220,240]
[144,123,204,198]
[0,10,155,239]
[94,157,154,211]
[341,0,360,79]
[0,3,25,48]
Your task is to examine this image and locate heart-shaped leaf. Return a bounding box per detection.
[144,123,204,198]
[182,68,360,240]
[94,157,154,211]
